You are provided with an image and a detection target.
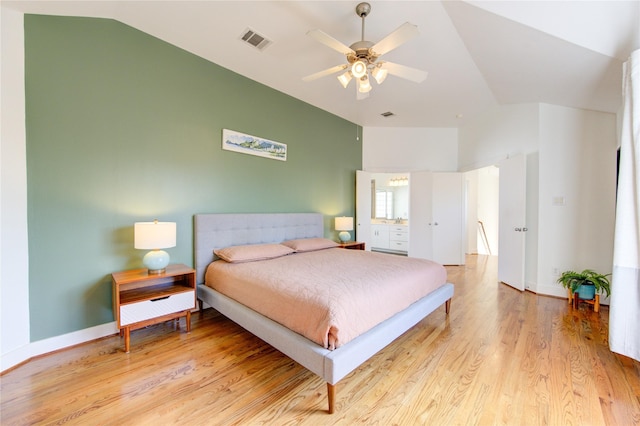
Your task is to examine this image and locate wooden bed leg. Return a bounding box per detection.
[445,298,451,314]
[327,383,335,414]
[198,299,203,313]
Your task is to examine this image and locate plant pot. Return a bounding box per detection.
[577,283,596,300]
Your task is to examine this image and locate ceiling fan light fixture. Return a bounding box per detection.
[351,60,367,78]
[337,71,352,88]
[372,65,388,84]
[304,2,426,99]
[358,76,372,93]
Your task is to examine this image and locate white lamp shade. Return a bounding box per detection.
[337,71,352,88]
[336,216,354,243]
[351,60,367,78]
[134,221,176,249]
[372,66,388,84]
[358,76,372,93]
[335,216,354,231]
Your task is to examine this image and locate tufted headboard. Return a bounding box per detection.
[193,213,324,284]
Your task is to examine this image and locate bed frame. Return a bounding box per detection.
[194,213,454,413]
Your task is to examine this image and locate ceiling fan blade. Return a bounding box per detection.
[371,22,419,56]
[307,29,355,55]
[381,61,428,83]
[302,64,349,82]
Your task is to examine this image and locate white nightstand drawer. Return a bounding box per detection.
[120,290,195,326]
[389,240,409,251]
[390,226,407,232]
[390,231,408,242]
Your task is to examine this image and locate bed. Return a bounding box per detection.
[194,213,454,413]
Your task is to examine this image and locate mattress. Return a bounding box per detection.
[205,247,447,349]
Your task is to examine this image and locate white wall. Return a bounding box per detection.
[458,103,540,172]
[465,167,500,256]
[465,169,479,253]
[477,167,499,255]
[1,7,31,371]
[459,104,541,291]
[1,6,119,373]
[536,104,617,297]
[458,102,617,297]
[363,127,458,172]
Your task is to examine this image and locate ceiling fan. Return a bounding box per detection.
[303,2,428,99]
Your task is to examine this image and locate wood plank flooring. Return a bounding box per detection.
[2,255,639,425]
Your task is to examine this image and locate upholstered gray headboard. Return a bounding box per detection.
[193,213,324,284]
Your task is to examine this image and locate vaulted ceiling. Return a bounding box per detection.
[6,1,640,127]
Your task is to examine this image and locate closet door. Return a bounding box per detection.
[409,171,433,259]
[432,173,465,265]
[409,171,465,265]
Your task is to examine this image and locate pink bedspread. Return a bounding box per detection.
[205,248,447,349]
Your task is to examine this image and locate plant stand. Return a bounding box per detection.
[568,289,600,312]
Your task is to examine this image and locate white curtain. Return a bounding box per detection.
[609,49,640,362]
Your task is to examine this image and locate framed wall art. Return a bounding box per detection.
[222,129,287,161]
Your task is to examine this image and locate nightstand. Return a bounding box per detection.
[112,263,196,353]
[338,241,365,250]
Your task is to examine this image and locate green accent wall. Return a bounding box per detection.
[24,15,361,341]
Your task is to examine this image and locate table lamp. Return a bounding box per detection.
[134,220,176,274]
[335,216,354,243]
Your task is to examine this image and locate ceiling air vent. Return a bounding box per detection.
[240,28,272,51]
[381,111,395,117]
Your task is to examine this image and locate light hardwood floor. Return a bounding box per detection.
[2,255,639,425]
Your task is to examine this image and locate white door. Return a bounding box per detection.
[409,171,433,259]
[432,173,466,265]
[498,155,527,291]
[356,170,373,250]
[409,171,465,264]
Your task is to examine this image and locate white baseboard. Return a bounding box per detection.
[1,321,118,373]
[526,282,610,306]
[0,343,31,373]
[531,283,567,298]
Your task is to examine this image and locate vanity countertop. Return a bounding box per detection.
[371,219,408,226]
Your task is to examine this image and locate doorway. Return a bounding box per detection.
[465,154,538,292]
[465,166,499,256]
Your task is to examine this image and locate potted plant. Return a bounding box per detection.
[556,269,611,300]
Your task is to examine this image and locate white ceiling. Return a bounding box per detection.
[6,1,640,128]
